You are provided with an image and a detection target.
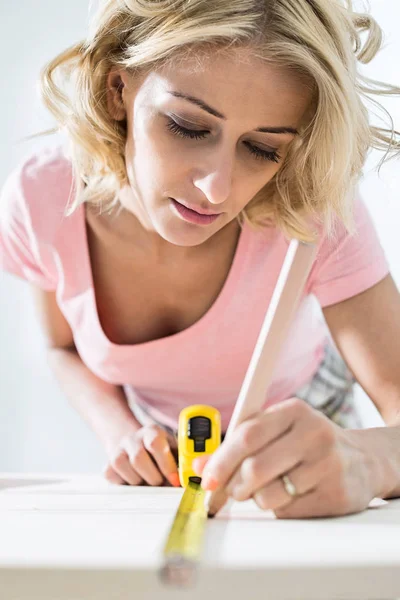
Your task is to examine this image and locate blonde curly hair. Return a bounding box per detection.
[39,0,400,240]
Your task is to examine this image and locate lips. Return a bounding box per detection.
[169,198,221,226]
[169,198,220,216]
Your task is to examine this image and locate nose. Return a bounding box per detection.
[192,148,234,206]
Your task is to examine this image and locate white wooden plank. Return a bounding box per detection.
[1,474,400,599]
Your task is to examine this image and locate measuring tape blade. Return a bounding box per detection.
[160,478,207,586]
[160,404,221,587]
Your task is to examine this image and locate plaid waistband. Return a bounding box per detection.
[295,343,361,428]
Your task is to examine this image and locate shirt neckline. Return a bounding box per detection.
[79,204,251,350]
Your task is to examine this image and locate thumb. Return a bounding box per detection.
[192,455,210,476]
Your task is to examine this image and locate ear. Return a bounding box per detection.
[106,69,130,121]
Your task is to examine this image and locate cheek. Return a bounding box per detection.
[237,162,281,208]
[131,125,188,189]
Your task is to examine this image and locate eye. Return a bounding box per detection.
[166,119,208,140]
[166,118,281,163]
[243,142,281,163]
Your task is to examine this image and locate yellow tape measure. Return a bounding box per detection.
[160,404,221,586]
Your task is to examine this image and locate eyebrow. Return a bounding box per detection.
[168,90,299,135]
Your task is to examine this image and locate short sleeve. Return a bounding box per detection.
[0,165,57,290]
[307,192,389,307]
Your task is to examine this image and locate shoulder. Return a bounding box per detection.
[312,188,382,266]
[0,144,74,246]
[308,187,389,306]
[243,187,388,308]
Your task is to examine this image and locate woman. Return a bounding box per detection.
[1,0,400,519]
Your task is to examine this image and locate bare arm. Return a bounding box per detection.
[31,287,179,486]
[323,274,400,425]
[32,287,140,454]
[323,274,400,498]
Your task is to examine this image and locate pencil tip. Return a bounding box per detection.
[207,511,216,519]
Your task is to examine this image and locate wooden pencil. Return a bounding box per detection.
[205,239,317,517]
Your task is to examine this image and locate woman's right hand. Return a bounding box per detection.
[103,425,180,487]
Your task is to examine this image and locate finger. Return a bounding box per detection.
[228,426,336,501]
[225,427,304,500]
[274,469,369,519]
[285,457,331,496]
[274,488,334,519]
[192,456,209,476]
[103,464,126,485]
[253,477,297,511]
[201,399,301,490]
[126,440,164,486]
[166,431,178,452]
[142,426,179,487]
[109,451,142,486]
[251,457,330,511]
[294,409,337,463]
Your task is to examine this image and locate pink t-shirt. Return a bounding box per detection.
[0,146,389,430]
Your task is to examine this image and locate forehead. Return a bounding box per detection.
[136,46,314,129]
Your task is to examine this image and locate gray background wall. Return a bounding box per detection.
[0,0,399,473]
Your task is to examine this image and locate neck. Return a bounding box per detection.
[87,198,240,266]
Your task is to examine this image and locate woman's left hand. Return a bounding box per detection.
[193,398,379,518]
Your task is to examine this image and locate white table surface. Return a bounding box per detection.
[0,473,399,600]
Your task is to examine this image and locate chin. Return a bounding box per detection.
[156,219,216,247]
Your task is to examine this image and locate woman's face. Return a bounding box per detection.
[108,47,313,247]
